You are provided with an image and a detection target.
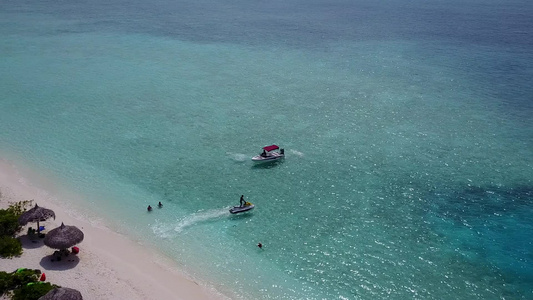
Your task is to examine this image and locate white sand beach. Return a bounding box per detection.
[0,158,226,300]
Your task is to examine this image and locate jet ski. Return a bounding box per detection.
[229,202,255,214]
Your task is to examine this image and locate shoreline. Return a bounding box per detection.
[0,157,228,300]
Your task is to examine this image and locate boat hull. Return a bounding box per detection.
[251,153,284,163]
[229,204,255,214]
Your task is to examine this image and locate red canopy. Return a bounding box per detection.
[263,145,279,152]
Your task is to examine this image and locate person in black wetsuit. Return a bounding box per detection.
[240,195,246,207]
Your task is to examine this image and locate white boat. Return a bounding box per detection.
[251,145,285,163]
[229,202,255,214]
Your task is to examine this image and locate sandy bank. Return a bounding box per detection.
[0,158,226,300]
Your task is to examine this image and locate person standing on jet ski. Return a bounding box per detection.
[240,195,246,207]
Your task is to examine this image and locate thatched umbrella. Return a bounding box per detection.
[38,287,83,300]
[44,223,84,250]
[19,204,56,234]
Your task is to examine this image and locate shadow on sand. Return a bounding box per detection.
[40,254,80,271]
[19,234,45,249]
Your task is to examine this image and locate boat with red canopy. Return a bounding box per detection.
[252,145,285,163]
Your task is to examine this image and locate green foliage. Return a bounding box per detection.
[0,271,11,295]
[0,236,22,258]
[10,269,40,288]
[7,200,33,217]
[12,282,58,300]
[0,201,44,295]
[0,200,33,258]
[0,209,20,237]
[0,269,40,296]
[0,200,32,237]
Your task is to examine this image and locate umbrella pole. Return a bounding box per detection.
[37,221,40,234]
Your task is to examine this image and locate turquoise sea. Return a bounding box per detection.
[1,0,532,298]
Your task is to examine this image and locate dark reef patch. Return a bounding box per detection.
[425,185,533,290]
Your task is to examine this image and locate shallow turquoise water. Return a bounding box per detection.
[1,0,532,299]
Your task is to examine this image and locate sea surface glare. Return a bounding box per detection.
[1,0,532,299]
